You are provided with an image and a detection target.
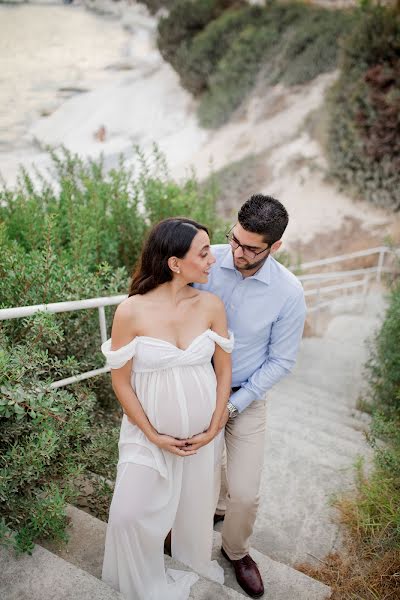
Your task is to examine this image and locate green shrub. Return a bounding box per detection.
[0,147,227,551]
[1,149,147,272]
[136,0,175,14]
[0,315,96,553]
[174,5,265,94]
[327,5,400,210]
[159,1,353,128]
[0,147,225,272]
[198,22,279,127]
[357,272,400,555]
[271,10,353,86]
[366,280,400,416]
[158,0,243,66]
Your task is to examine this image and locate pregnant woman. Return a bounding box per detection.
[101,217,233,600]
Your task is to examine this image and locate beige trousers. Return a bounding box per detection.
[216,399,267,560]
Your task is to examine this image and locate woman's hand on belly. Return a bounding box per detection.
[148,431,198,457]
[183,429,216,452]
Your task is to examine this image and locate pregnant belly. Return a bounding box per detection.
[134,365,216,439]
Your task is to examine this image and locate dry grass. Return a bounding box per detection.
[297,545,400,600]
[296,466,400,599]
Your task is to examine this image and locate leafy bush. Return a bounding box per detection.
[136,0,176,14]
[198,21,279,127]
[366,280,400,416]
[158,0,353,128]
[1,149,147,272]
[0,147,225,272]
[271,10,352,86]
[158,0,243,66]
[174,5,265,94]
[321,272,400,593]
[0,147,226,551]
[0,315,96,553]
[327,5,400,210]
[297,274,400,597]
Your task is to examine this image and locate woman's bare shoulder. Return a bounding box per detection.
[112,296,146,336]
[114,295,143,317]
[196,290,225,312]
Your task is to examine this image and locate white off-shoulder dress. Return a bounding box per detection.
[101,328,234,600]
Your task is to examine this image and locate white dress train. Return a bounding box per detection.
[101,329,234,600]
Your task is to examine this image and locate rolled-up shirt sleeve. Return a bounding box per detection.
[230,288,306,413]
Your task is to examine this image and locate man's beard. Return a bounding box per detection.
[233,251,270,272]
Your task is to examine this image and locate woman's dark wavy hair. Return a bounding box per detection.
[128,217,209,296]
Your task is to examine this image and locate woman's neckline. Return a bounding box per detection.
[135,328,212,352]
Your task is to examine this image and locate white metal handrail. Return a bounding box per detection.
[0,246,398,389]
[298,266,392,283]
[290,245,399,273]
[0,295,127,389]
[304,279,367,297]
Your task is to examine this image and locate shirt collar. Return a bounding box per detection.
[220,245,271,285]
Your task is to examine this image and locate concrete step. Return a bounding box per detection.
[251,418,371,565]
[274,376,358,405]
[42,504,331,600]
[0,543,123,600]
[268,415,370,461]
[275,390,370,432]
[41,504,244,600]
[245,310,380,567]
[212,532,330,600]
[274,375,365,410]
[270,399,369,444]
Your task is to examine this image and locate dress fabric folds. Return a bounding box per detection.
[101,329,234,600]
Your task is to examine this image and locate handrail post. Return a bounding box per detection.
[98,306,107,344]
[314,282,321,333]
[361,274,369,312]
[376,248,385,283]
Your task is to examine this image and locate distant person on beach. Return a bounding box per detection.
[195,194,306,598]
[101,217,233,600]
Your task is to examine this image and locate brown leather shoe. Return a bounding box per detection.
[213,513,225,525]
[221,547,264,598]
[164,530,171,556]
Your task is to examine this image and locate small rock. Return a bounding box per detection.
[94,126,106,142]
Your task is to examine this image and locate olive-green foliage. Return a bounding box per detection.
[0,147,225,273]
[158,0,243,65]
[327,5,400,210]
[158,1,353,127]
[0,315,96,553]
[136,0,175,14]
[1,149,146,272]
[0,218,127,416]
[0,147,225,551]
[366,280,400,417]
[359,277,400,552]
[351,453,400,552]
[174,5,265,94]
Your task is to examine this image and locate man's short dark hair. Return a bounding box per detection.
[238,194,289,245]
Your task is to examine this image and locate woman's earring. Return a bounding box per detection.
[177,269,181,274]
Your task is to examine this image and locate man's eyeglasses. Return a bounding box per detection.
[225,229,269,260]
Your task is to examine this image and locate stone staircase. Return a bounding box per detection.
[0,503,330,600]
[248,292,385,567]
[0,292,385,600]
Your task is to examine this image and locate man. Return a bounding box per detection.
[196,194,306,598]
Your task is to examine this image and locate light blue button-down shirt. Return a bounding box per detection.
[195,244,306,413]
